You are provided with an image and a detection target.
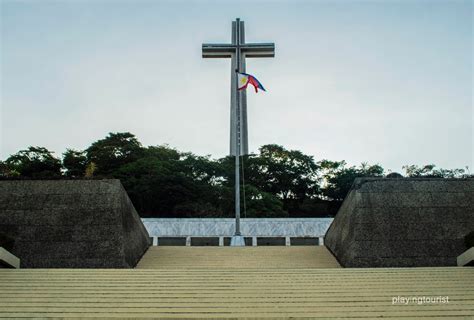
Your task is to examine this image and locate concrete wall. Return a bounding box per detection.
[325,178,474,267]
[143,218,332,247]
[0,179,150,268]
[142,218,333,237]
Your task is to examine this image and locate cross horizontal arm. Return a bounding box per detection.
[202,44,235,58]
[242,43,275,58]
[202,43,275,58]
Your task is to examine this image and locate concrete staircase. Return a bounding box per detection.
[0,246,473,318]
[136,246,341,269]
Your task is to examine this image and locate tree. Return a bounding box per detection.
[181,152,222,186]
[240,184,287,218]
[115,146,222,217]
[403,164,467,178]
[85,132,144,175]
[249,145,320,215]
[5,146,62,178]
[10,131,472,219]
[248,144,319,200]
[215,145,321,216]
[63,149,87,177]
[321,161,384,201]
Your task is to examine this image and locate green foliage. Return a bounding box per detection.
[241,145,320,215]
[180,152,222,185]
[86,132,144,175]
[4,146,61,178]
[403,164,467,178]
[258,144,319,198]
[320,160,384,201]
[242,185,287,218]
[63,149,87,177]
[297,198,340,217]
[2,132,470,218]
[115,145,222,217]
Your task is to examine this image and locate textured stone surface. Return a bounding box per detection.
[142,218,333,237]
[0,180,150,268]
[0,233,14,252]
[325,178,474,267]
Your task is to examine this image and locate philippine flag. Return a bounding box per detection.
[238,73,266,93]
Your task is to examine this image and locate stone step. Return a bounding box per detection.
[136,246,341,269]
[0,267,473,318]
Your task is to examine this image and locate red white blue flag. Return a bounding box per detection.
[238,73,266,93]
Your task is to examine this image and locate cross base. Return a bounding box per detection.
[230,235,246,247]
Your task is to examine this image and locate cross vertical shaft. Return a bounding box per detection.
[202,18,275,244]
[231,19,248,157]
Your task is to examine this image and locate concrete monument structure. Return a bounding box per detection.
[202,18,275,156]
[203,18,275,244]
[0,179,150,268]
[325,178,474,267]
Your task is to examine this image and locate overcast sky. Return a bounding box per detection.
[1,0,472,173]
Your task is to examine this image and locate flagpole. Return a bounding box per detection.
[235,68,241,237]
[234,18,241,237]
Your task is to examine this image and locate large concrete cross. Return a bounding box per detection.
[202,18,275,155]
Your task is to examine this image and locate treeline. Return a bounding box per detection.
[0,132,470,218]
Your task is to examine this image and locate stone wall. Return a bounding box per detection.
[325,178,474,267]
[0,179,150,268]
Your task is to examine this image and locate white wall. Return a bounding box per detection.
[142,218,333,237]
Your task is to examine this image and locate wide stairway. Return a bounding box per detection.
[1,246,473,318]
[137,246,340,269]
